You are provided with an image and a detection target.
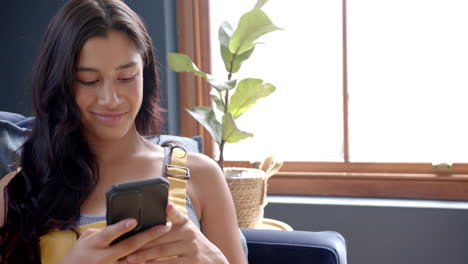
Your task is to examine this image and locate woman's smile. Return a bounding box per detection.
[92,111,128,126]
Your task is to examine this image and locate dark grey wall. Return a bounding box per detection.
[0,0,65,116]
[264,196,468,264]
[0,0,180,134]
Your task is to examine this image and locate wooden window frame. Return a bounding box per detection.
[176,0,215,158]
[176,0,468,200]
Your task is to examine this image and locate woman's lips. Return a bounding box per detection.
[93,112,128,126]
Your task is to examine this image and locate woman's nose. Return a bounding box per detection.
[97,83,121,108]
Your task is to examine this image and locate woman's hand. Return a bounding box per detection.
[60,218,170,264]
[124,203,229,264]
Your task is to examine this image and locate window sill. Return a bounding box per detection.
[267,172,468,201]
[224,160,468,200]
[267,194,468,209]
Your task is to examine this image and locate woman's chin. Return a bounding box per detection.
[85,124,136,142]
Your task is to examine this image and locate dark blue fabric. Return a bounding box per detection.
[0,111,33,128]
[241,229,347,264]
[0,112,31,177]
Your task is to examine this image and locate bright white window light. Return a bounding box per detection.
[209,0,344,162]
[347,0,468,162]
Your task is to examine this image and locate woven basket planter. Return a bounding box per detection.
[224,167,268,228]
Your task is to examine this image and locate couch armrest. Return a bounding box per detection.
[241,228,347,264]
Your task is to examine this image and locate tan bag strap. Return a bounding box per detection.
[163,143,190,216]
[163,143,190,180]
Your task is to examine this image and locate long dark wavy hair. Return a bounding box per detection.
[0,0,164,262]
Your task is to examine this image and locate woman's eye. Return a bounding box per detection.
[119,74,137,83]
[79,80,99,86]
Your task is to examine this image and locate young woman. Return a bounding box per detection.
[0,0,246,263]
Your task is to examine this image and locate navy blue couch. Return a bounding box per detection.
[0,111,347,264]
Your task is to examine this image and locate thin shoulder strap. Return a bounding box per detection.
[163,143,190,215]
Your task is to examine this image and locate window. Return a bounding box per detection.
[176,0,468,200]
[209,0,343,162]
[347,0,468,163]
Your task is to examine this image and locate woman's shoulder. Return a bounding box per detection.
[186,152,223,181]
[185,152,228,199]
[185,152,232,218]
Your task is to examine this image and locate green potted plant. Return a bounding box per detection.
[168,0,282,228]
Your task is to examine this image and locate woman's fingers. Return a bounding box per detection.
[95,218,137,246]
[137,204,195,250]
[138,222,196,251]
[107,224,171,260]
[144,256,189,264]
[125,240,185,263]
[167,202,189,226]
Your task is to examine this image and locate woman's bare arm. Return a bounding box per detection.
[189,153,247,264]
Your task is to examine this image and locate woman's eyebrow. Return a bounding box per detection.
[115,61,137,70]
[76,61,137,72]
[76,66,98,72]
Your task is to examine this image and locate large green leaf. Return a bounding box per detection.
[228,78,276,119]
[229,9,281,55]
[221,45,255,74]
[219,21,234,48]
[207,76,237,91]
[219,22,255,73]
[210,90,225,112]
[222,113,253,143]
[186,107,221,144]
[167,53,207,78]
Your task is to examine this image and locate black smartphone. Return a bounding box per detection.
[106,177,169,245]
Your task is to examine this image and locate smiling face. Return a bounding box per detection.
[74,31,144,142]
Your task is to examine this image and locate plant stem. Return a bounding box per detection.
[224,52,236,111]
[218,52,237,170]
[227,53,237,81]
[218,141,225,169]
